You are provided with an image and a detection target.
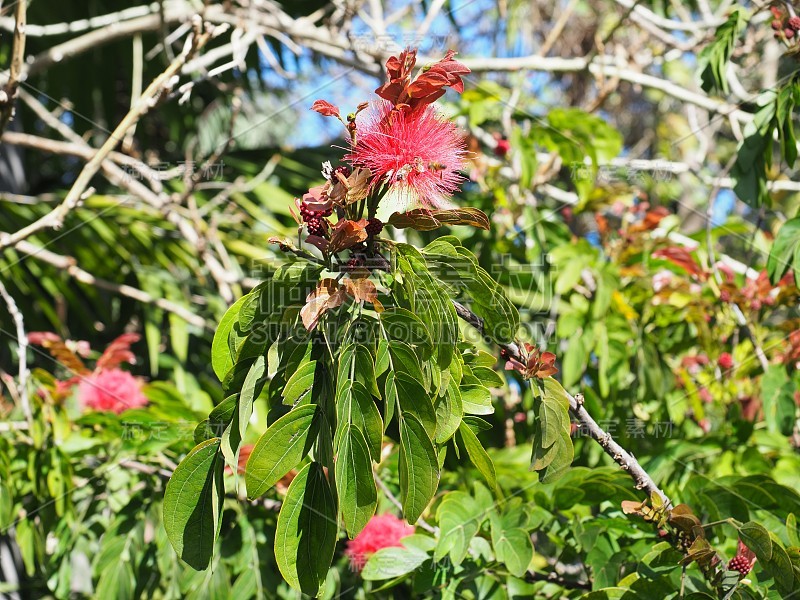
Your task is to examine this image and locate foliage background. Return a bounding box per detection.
[1,0,799,598]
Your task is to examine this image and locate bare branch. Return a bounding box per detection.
[452,301,671,505]
[0,0,27,134]
[12,240,211,330]
[0,19,214,252]
[0,280,32,427]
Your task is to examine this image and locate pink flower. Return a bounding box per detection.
[347,101,466,207]
[728,539,757,575]
[78,368,148,414]
[652,269,673,292]
[345,513,415,571]
[719,352,734,371]
[494,138,510,157]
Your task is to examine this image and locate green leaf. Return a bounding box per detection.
[387,341,425,383]
[336,380,383,461]
[762,541,794,593]
[392,371,437,440]
[787,513,800,547]
[435,491,483,566]
[282,359,317,406]
[274,462,338,596]
[460,384,494,415]
[361,545,430,581]
[164,438,224,570]
[379,308,433,359]
[470,366,504,388]
[490,518,533,578]
[95,559,134,600]
[246,404,319,499]
[394,245,458,368]
[338,344,381,398]
[434,378,463,443]
[697,7,748,94]
[399,413,440,524]
[761,365,796,435]
[211,295,247,381]
[767,217,800,284]
[335,424,378,538]
[222,355,266,466]
[530,377,574,482]
[457,422,498,493]
[738,521,772,562]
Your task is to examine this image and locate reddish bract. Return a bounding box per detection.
[375,48,470,111]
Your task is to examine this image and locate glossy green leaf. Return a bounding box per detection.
[457,421,498,493]
[361,545,430,581]
[399,413,440,524]
[222,354,266,466]
[336,380,383,461]
[738,521,772,562]
[336,424,377,537]
[164,438,224,570]
[246,404,318,498]
[274,462,338,596]
[211,295,247,381]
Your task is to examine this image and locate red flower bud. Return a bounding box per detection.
[494,138,511,157]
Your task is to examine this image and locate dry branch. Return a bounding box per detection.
[452,300,671,505]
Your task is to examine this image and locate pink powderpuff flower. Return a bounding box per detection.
[78,368,148,414]
[345,513,415,571]
[347,101,466,207]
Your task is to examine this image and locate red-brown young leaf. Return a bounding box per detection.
[327,219,368,254]
[652,246,705,278]
[426,50,471,92]
[96,333,140,372]
[406,72,450,99]
[28,332,90,375]
[300,279,348,330]
[311,99,341,118]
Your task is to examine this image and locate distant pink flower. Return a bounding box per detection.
[347,101,466,207]
[345,513,415,571]
[652,269,673,292]
[78,368,148,414]
[719,352,734,371]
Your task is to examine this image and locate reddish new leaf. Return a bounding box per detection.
[388,208,490,231]
[96,333,140,371]
[328,219,368,254]
[28,332,89,375]
[311,99,340,118]
[652,246,705,278]
[300,279,348,330]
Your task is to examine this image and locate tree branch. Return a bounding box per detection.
[0,280,32,427]
[12,240,211,330]
[452,301,671,505]
[0,18,214,253]
[0,0,27,135]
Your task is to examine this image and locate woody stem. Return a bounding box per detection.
[452,300,671,505]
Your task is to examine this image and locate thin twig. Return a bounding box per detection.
[452,301,671,505]
[12,240,212,330]
[0,19,214,253]
[0,280,32,426]
[0,0,27,134]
